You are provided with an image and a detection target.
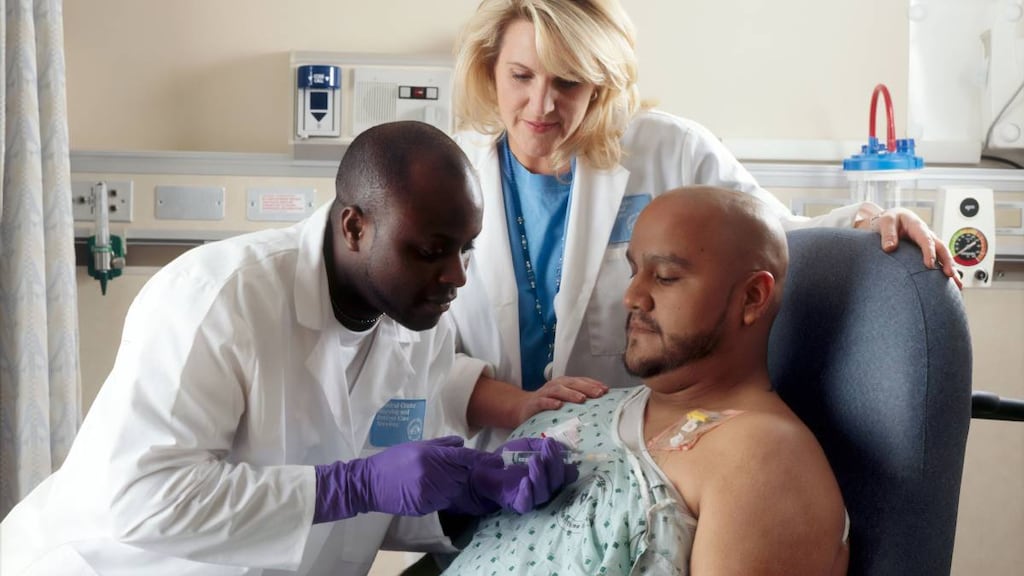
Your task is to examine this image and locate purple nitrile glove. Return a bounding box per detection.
[447,437,580,516]
[313,435,484,524]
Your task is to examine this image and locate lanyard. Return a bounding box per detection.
[499,136,573,365]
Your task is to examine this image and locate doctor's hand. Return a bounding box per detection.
[517,376,608,426]
[854,203,963,289]
[446,437,579,516]
[313,436,484,523]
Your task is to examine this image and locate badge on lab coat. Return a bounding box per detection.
[369,398,427,447]
[609,194,652,244]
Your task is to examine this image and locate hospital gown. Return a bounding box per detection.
[444,387,696,575]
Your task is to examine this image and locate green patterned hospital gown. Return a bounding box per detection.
[444,387,696,575]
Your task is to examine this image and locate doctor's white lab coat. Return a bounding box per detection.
[1,203,470,575]
[448,111,863,421]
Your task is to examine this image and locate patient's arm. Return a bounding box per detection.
[664,411,847,576]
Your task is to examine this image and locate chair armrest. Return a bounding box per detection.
[972,391,1024,422]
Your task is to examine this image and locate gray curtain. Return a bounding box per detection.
[0,0,78,519]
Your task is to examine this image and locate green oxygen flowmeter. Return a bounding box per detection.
[85,181,126,295]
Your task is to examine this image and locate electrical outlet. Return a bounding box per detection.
[71,180,133,222]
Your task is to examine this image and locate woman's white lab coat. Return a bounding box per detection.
[0,204,469,575]
[447,111,862,419]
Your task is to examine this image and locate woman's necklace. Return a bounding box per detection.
[500,137,572,365]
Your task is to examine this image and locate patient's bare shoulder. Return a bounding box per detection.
[657,409,847,574]
[656,410,833,501]
[712,409,834,480]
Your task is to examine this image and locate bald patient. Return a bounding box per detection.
[444,186,849,575]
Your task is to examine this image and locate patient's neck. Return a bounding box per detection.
[641,359,773,427]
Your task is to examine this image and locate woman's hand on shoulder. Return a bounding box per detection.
[517,377,608,426]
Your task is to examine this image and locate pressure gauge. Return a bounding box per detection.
[935,187,996,288]
[949,227,989,267]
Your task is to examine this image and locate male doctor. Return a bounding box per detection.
[0,121,575,575]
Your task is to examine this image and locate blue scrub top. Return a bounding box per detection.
[499,139,573,391]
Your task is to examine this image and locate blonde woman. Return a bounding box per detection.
[448,0,957,439]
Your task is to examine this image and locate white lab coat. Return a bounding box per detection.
[1,203,469,575]
[448,111,862,434]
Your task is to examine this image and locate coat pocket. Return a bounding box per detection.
[585,245,630,357]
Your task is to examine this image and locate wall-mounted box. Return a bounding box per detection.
[291,51,454,161]
[350,66,451,136]
[296,65,342,139]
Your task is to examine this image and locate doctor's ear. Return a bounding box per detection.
[339,206,367,251]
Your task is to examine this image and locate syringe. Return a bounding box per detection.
[501,450,611,468]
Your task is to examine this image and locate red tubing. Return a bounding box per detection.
[869,84,897,152]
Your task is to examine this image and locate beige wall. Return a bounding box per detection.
[954,289,1024,576]
[65,0,907,154]
[65,1,1022,575]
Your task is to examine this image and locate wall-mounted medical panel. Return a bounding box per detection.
[296,65,342,139]
[350,67,451,136]
[290,51,453,161]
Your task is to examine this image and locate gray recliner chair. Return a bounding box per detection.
[768,227,972,576]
